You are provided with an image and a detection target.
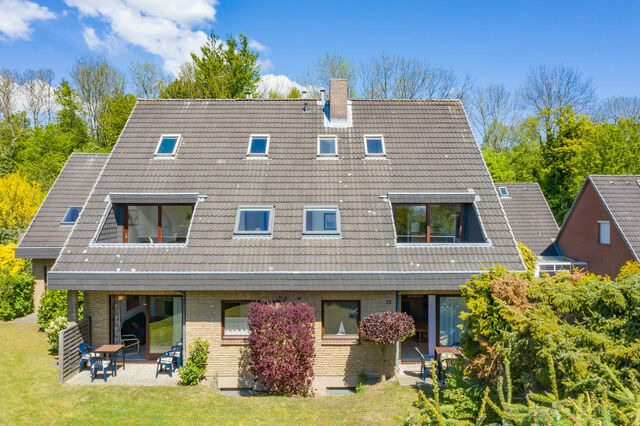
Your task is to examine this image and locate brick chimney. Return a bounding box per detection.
[329,79,348,121]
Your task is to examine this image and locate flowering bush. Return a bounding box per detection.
[248,301,315,396]
[359,311,415,345]
[44,316,67,352]
[360,311,415,380]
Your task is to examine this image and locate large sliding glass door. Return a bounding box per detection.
[147,296,183,359]
[438,296,467,347]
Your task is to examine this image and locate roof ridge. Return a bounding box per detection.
[135,97,462,102]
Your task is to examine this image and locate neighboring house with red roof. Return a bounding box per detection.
[556,175,640,278]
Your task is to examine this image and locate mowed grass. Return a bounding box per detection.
[0,322,421,425]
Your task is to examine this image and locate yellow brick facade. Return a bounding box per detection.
[83,289,397,393]
[31,259,54,309]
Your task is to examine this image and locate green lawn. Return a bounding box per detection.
[0,322,421,425]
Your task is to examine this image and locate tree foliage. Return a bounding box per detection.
[247,301,315,396]
[0,172,43,230]
[0,271,33,320]
[178,338,210,385]
[162,33,261,99]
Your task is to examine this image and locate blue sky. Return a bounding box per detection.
[1,0,639,98]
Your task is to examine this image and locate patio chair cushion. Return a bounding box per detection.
[159,357,174,363]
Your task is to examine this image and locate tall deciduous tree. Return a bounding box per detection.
[359,53,472,100]
[55,79,88,150]
[522,65,596,115]
[99,93,136,150]
[129,61,168,98]
[23,69,55,127]
[70,56,126,146]
[468,84,521,149]
[162,33,261,99]
[303,52,358,97]
[593,96,640,122]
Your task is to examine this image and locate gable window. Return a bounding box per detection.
[155,135,181,157]
[222,301,250,337]
[124,204,193,244]
[234,206,274,236]
[322,301,359,338]
[61,206,82,224]
[364,135,385,157]
[394,203,468,243]
[247,135,270,157]
[317,135,337,157]
[498,187,509,197]
[303,207,340,235]
[598,220,610,245]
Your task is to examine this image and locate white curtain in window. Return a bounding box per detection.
[112,297,122,345]
[439,297,467,346]
[173,297,183,346]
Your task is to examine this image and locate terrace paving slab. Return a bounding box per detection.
[67,362,179,386]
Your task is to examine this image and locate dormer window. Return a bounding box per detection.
[234,206,274,237]
[155,134,181,157]
[498,187,509,197]
[61,206,82,224]
[317,136,338,157]
[247,135,270,157]
[364,135,385,157]
[123,204,193,244]
[393,203,485,244]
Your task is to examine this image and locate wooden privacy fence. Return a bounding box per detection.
[58,317,91,383]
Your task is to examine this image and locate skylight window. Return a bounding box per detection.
[303,207,341,236]
[498,187,509,197]
[364,135,385,157]
[155,135,181,157]
[247,135,270,157]
[61,206,82,224]
[317,136,338,157]
[234,206,274,236]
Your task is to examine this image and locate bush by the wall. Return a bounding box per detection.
[0,271,34,320]
[37,290,83,329]
[360,311,415,380]
[248,301,315,396]
[44,316,67,352]
[178,338,210,385]
[460,265,640,398]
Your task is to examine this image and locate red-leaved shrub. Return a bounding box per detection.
[360,311,415,344]
[247,301,315,396]
[360,311,415,380]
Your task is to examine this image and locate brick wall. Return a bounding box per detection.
[557,181,635,277]
[84,289,397,392]
[31,259,54,309]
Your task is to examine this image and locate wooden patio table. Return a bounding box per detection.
[93,344,125,376]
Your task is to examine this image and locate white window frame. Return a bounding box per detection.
[234,205,275,237]
[61,206,83,225]
[303,206,341,236]
[498,187,509,197]
[246,134,270,158]
[154,134,182,157]
[317,135,338,158]
[363,135,386,158]
[598,220,610,245]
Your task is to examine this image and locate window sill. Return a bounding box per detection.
[322,337,360,346]
[363,156,386,160]
[221,337,248,346]
[395,241,492,248]
[245,155,269,160]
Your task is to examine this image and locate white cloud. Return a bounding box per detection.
[258,58,274,72]
[64,0,218,75]
[0,0,55,40]
[83,27,117,53]
[248,39,267,52]
[257,74,313,98]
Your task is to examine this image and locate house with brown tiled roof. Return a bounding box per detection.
[14,152,109,308]
[17,79,526,392]
[556,175,640,278]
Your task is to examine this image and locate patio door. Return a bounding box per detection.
[146,296,183,359]
[400,295,428,362]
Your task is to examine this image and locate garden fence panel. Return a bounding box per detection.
[58,317,91,383]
